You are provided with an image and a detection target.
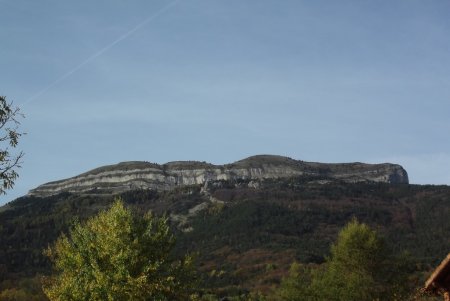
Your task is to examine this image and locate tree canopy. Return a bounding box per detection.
[0,96,24,194]
[43,199,197,301]
[274,219,411,301]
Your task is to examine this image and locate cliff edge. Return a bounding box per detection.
[28,155,409,197]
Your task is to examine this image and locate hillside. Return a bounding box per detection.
[0,156,448,298]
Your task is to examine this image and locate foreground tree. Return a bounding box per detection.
[274,262,315,301]
[314,219,411,301]
[0,96,24,194]
[274,219,411,301]
[43,199,197,301]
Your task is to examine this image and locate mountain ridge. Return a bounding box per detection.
[2,156,450,299]
[28,155,409,198]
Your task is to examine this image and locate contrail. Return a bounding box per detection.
[22,0,180,106]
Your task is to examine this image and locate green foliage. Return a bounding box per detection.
[0,277,47,301]
[1,181,450,297]
[273,262,316,301]
[177,200,330,264]
[0,96,24,194]
[315,219,411,301]
[43,199,197,301]
[0,288,29,301]
[273,219,411,301]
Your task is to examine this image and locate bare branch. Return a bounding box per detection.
[0,95,25,195]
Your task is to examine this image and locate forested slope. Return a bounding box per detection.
[0,177,449,298]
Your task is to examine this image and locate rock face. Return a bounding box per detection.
[28,155,409,197]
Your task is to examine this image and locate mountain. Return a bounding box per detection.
[28,155,408,197]
[1,155,448,299]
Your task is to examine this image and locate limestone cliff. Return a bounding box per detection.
[28,155,409,197]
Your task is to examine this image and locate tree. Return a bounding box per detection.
[274,219,411,301]
[43,199,197,301]
[313,219,403,301]
[274,262,316,301]
[0,96,24,194]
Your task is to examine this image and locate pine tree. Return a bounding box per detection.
[274,219,411,301]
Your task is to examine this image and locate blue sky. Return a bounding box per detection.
[1,0,450,204]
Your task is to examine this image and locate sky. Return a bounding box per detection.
[1,0,450,205]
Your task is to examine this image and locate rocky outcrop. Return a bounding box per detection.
[28,155,409,197]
